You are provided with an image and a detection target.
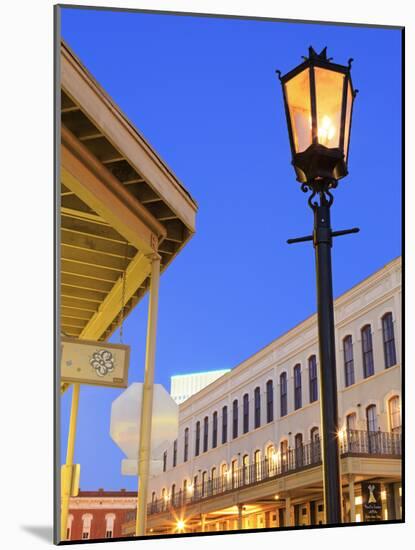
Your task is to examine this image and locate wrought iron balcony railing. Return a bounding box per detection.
[147,429,401,515]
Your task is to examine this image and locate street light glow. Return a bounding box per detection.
[318,115,336,145]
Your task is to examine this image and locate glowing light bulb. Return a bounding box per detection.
[318,115,335,145]
[177,520,185,531]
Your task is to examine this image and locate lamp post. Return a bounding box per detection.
[277,47,358,525]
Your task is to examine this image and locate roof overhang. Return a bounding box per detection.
[60,41,197,373]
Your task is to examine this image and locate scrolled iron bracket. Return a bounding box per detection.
[304,178,337,210]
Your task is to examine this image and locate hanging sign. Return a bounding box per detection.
[61,337,130,388]
[361,481,383,521]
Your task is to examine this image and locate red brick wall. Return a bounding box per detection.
[69,507,133,540]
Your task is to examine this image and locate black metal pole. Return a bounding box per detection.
[313,196,342,524]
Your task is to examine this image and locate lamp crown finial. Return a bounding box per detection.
[308,46,330,61]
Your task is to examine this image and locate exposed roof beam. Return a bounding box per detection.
[102,156,125,165]
[79,132,103,142]
[61,105,80,113]
[80,252,151,340]
[61,206,108,225]
[62,42,197,233]
[61,124,166,253]
[123,178,145,185]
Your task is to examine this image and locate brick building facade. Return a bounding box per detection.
[67,489,137,541]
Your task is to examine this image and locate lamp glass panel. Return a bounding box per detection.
[315,67,345,149]
[284,69,312,153]
[344,79,353,158]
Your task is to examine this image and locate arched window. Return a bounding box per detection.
[81,513,93,539]
[361,325,374,378]
[346,412,357,431]
[366,405,378,432]
[388,396,401,433]
[105,513,115,538]
[183,479,188,500]
[343,335,355,387]
[222,406,228,444]
[184,427,189,462]
[212,411,218,448]
[266,444,275,474]
[203,416,209,452]
[310,427,320,463]
[171,484,176,506]
[202,471,207,496]
[266,443,275,461]
[382,313,397,368]
[173,439,177,467]
[280,440,288,472]
[254,387,261,428]
[220,463,228,490]
[242,454,249,484]
[231,459,238,488]
[295,433,303,467]
[266,380,274,422]
[243,393,249,433]
[310,426,319,442]
[232,399,238,439]
[280,372,288,417]
[254,449,261,480]
[294,364,302,410]
[308,355,318,402]
[195,421,201,456]
[366,404,378,453]
[162,450,167,472]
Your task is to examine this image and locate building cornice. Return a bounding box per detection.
[179,257,401,414]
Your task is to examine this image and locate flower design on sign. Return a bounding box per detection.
[90,349,115,377]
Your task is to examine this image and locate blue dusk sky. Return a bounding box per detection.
[60,7,402,490]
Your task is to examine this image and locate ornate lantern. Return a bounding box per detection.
[277,47,357,187]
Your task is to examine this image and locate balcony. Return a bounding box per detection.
[147,429,401,515]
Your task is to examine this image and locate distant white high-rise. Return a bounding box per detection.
[170,369,231,404]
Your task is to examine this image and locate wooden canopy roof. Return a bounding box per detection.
[60,41,197,344]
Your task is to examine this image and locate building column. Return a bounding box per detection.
[385,483,396,520]
[60,383,80,541]
[237,504,243,530]
[285,496,291,526]
[135,255,161,536]
[310,501,316,525]
[393,483,401,519]
[348,475,356,523]
[201,513,206,532]
[305,502,311,526]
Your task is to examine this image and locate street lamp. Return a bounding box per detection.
[277,47,358,525]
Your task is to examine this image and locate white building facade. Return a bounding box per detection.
[125,257,402,535]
